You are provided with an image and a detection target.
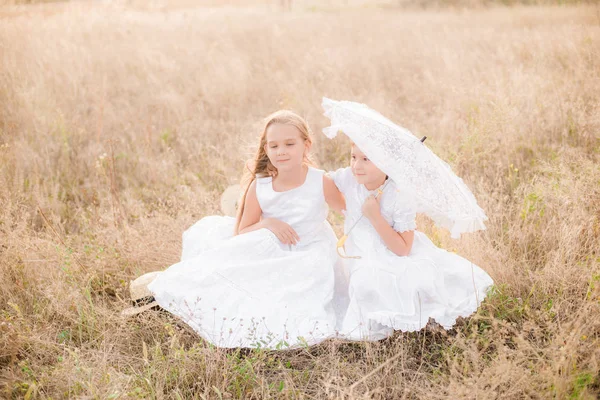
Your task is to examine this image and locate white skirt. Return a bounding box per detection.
[339,231,494,340]
[148,216,341,349]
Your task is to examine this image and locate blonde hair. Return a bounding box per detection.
[234,110,316,234]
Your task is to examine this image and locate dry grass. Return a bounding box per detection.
[0,1,599,399]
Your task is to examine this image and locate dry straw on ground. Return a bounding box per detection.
[0,0,599,398]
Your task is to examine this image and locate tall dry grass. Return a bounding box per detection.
[0,1,599,398]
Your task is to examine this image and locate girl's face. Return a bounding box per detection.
[351,145,387,188]
[264,123,309,173]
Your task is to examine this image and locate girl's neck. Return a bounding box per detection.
[273,165,309,191]
[364,176,386,191]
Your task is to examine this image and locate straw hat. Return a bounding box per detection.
[120,271,162,317]
[220,184,241,217]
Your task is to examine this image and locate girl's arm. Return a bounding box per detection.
[323,175,346,213]
[237,180,263,234]
[238,180,300,245]
[362,195,414,256]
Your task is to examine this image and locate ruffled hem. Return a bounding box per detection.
[393,220,417,234]
[369,283,492,333]
[337,283,492,342]
[426,209,489,239]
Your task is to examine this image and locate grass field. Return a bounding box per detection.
[1,1,599,398]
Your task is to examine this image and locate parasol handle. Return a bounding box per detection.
[336,235,361,259]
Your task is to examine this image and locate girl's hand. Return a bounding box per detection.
[362,195,382,221]
[263,218,300,245]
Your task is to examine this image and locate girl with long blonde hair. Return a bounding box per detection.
[147,110,346,350]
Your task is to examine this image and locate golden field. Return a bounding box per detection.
[0,1,599,398]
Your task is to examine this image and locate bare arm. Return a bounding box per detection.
[323,175,346,213]
[237,180,263,234]
[369,213,415,256]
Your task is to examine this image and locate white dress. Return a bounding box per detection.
[148,167,339,349]
[329,167,494,340]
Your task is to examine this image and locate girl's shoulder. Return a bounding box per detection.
[306,167,326,190]
[386,181,418,232]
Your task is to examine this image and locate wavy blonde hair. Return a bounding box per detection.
[234,110,316,234]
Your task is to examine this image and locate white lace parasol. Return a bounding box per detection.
[322,97,488,239]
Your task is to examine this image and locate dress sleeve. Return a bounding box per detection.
[392,192,417,233]
[326,167,353,193]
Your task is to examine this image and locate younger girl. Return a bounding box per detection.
[329,143,494,340]
[148,110,345,349]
